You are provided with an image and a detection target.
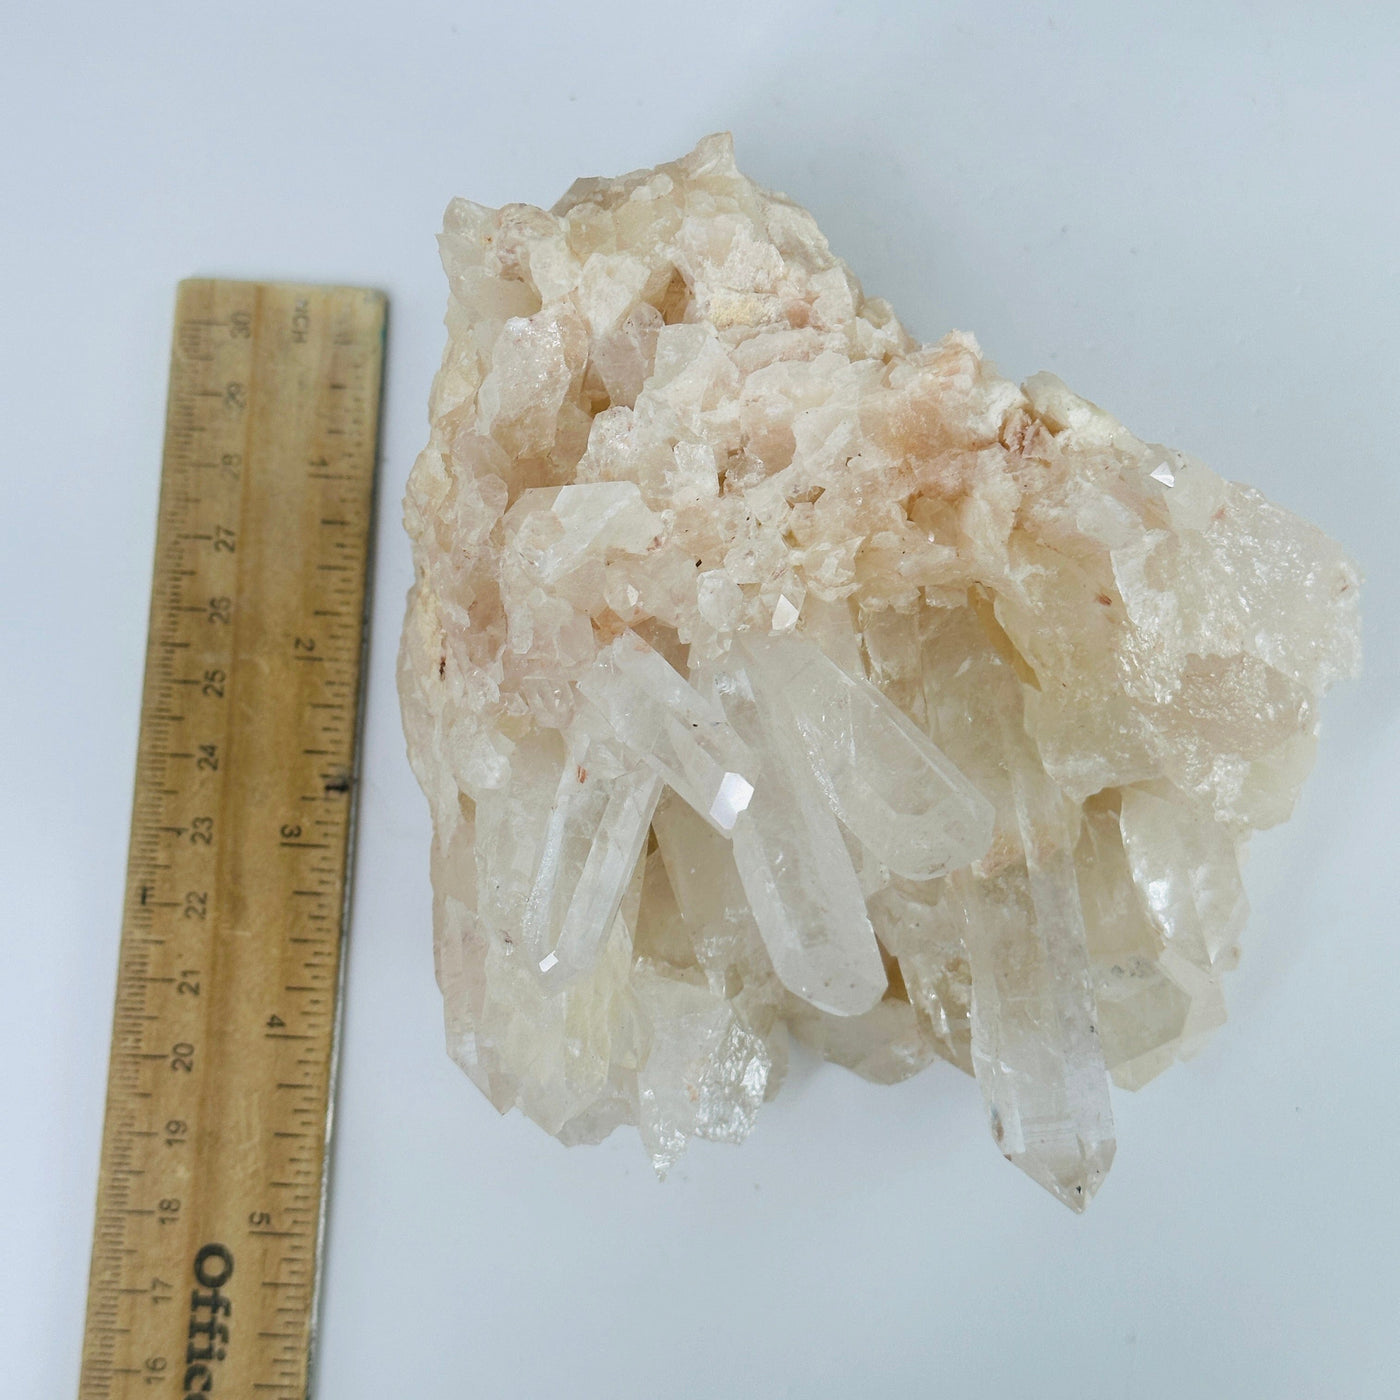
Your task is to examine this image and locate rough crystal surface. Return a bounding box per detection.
[400,134,1361,1209]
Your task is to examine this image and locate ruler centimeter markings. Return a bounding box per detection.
[78,280,385,1400]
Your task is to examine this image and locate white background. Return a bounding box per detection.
[3,3,1398,1396]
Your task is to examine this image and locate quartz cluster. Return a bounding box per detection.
[399,134,1360,1209]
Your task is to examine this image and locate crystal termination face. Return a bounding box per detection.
[398,134,1361,1209]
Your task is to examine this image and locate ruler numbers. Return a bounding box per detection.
[79,282,384,1399]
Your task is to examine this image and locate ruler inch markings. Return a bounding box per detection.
[78,280,384,1400]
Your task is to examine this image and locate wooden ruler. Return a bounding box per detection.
[77,280,385,1400]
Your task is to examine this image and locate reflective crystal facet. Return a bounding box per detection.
[399,135,1360,1204]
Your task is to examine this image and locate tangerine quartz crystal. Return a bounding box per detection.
[399,135,1360,1209]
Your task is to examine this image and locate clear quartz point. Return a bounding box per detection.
[1076,799,1193,1090]
[521,719,662,986]
[925,614,1116,1210]
[738,631,994,880]
[1118,785,1244,1051]
[577,631,757,835]
[709,660,888,1017]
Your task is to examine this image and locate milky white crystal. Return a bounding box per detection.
[399,134,1361,1208]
